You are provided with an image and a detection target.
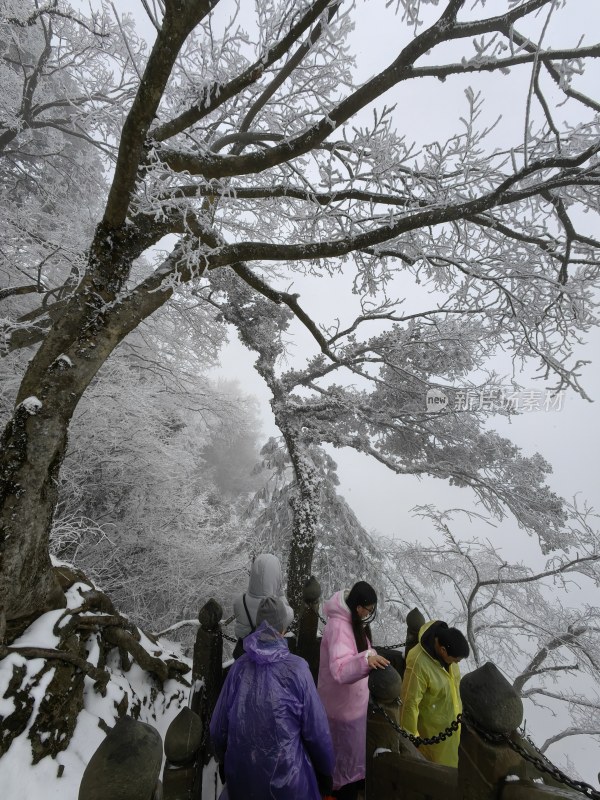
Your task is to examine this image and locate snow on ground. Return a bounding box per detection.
[0,582,191,800]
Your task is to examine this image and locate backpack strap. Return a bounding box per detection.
[242,594,256,632]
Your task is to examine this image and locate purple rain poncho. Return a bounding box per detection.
[209,621,334,800]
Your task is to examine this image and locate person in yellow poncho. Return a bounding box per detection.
[399,620,469,767]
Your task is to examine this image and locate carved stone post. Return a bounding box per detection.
[366,664,405,795]
[296,576,321,683]
[192,599,223,719]
[78,716,163,800]
[183,599,226,800]
[458,662,525,800]
[404,607,425,660]
[162,707,204,800]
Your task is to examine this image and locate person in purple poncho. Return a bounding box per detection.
[318,581,390,800]
[210,596,334,800]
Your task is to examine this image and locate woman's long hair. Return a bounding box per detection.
[345,581,378,653]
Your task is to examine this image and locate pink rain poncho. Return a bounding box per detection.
[317,590,372,790]
[210,622,334,800]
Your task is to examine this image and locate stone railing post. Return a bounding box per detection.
[78,716,163,800]
[366,664,405,795]
[162,600,224,800]
[458,662,525,800]
[162,707,204,800]
[192,599,224,724]
[404,607,425,660]
[459,663,588,799]
[296,576,321,683]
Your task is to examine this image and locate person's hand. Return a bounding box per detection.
[367,653,390,670]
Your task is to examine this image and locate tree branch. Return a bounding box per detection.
[0,644,109,689]
[104,0,220,226]
[151,0,337,142]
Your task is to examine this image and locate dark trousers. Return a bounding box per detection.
[332,779,364,800]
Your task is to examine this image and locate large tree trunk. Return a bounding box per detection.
[1,390,75,620]
[0,285,104,619]
[281,427,320,615]
[0,236,173,621]
[0,0,218,622]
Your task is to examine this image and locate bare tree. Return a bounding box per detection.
[2,0,600,623]
[382,503,600,759]
[207,266,568,609]
[47,322,259,632]
[0,0,137,344]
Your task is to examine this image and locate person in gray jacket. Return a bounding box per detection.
[232,553,294,658]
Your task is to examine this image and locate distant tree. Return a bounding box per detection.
[380,504,600,763]
[247,437,383,599]
[201,380,265,499]
[2,0,600,624]
[208,267,566,609]
[47,324,259,632]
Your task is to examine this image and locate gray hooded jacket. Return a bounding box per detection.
[233,554,294,639]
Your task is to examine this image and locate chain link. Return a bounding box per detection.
[370,701,600,799]
[370,699,461,747]
[462,714,600,800]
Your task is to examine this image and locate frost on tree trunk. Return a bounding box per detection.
[282,428,320,614]
[0,400,68,620]
[0,241,172,621]
[0,284,104,619]
[0,0,212,623]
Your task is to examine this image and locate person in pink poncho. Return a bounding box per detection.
[318,581,390,800]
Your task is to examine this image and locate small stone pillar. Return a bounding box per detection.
[367,665,404,751]
[366,665,429,798]
[458,662,525,800]
[192,600,223,711]
[404,607,425,659]
[296,576,321,683]
[78,716,162,800]
[162,707,203,800]
[192,599,224,770]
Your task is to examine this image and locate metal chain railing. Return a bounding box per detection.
[220,615,239,645]
[370,699,600,800]
[370,699,461,747]
[462,713,600,800]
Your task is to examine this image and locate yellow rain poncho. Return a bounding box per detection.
[399,621,463,767]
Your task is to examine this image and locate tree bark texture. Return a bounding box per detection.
[281,427,320,615]
[0,232,174,620]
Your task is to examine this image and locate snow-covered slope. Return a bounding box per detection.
[0,578,191,800]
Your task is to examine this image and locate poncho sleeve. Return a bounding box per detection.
[326,617,370,685]
[298,662,334,777]
[209,662,241,760]
[399,656,427,737]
